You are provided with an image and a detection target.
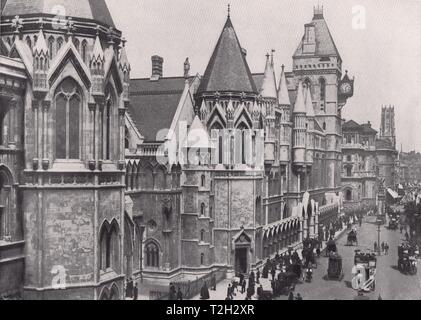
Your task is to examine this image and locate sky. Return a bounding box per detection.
[106,0,421,152]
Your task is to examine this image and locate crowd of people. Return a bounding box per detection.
[125,278,138,300]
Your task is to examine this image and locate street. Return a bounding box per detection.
[192,215,421,300]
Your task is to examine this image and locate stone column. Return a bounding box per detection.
[42,101,51,170]
[88,103,96,165]
[119,107,126,163]
[32,100,40,169]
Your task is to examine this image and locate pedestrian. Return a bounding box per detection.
[200,282,210,300]
[169,283,176,300]
[133,282,138,301]
[256,268,261,284]
[257,285,263,300]
[227,284,233,300]
[271,266,276,281]
[211,274,217,291]
[381,242,385,254]
[295,293,303,300]
[385,243,389,255]
[400,225,403,234]
[241,279,246,294]
[374,242,378,253]
[177,287,183,300]
[288,291,294,300]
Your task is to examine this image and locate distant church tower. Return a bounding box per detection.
[379,106,396,149]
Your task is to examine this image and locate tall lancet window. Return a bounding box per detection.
[104,88,115,160]
[319,78,326,109]
[55,78,81,160]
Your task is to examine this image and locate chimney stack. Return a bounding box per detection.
[151,55,163,80]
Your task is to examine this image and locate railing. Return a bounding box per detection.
[139,143,165,157]
[342,143,375,151]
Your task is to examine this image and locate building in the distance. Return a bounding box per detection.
[341,106,399,215]
[341,120,378,214]
[398,151,421,185]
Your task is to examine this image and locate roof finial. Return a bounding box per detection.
[271,49,275,65]
[228,4,231,18]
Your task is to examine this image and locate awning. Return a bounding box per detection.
[387,188,399,199]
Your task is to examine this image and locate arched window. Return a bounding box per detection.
[56,37,63,53]
[81,40,88,64]
[209,206,213,219]
[99,221,120,272]
[145,241,159,268]
[25,36,32,49]
[347,167,352,177]
[143,167,154,190]
[155,167,166,190]
[323,122,327,131]
[73,38,80,53]
[125,126,130,150]
[103,91,113,160]
[346,190,352,201]
[201,175,205,188]
[55,78,81,160]
[200,229,205,242]
[201,203,206,216]
[218,135,223,164]
[48,36,54,60]
[200,253,205,265]
[304,78,311,91]
[319,78,326,105]
[0,106,6,145]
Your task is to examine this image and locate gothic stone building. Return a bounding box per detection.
[0,0,134,299]
[125,7,353,297]
[0,1,354,299]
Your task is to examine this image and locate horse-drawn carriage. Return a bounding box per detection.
[327,252,344,280]
[388,218,398,230]
[398,243,418,275]
[347,230,358,246]
[352,251,377,292]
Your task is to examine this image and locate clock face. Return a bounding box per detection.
[341,82,352,94]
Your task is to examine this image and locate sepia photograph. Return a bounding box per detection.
[0,0,421,306]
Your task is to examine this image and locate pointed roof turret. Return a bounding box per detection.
[293,81,306,114]
[33,28,48,56]
[197,13,257,94]
[278,64,290,106]
[2,0,116,28]
[260,53,277,99]
[119,38,130,73]
[305,87,315,117]
[91,35,104,62]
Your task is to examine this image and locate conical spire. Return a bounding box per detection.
[293,81,306,114]
[33,29,48,56]
[305,87,315,117]
[260,53,277,99]
[278,64,290,106]
[119,38,130,73]
[197,13,257,94]
[91,35,104,62]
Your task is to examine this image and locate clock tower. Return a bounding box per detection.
[292,5,354,193]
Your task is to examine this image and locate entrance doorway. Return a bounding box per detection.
[235,247,248,275]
